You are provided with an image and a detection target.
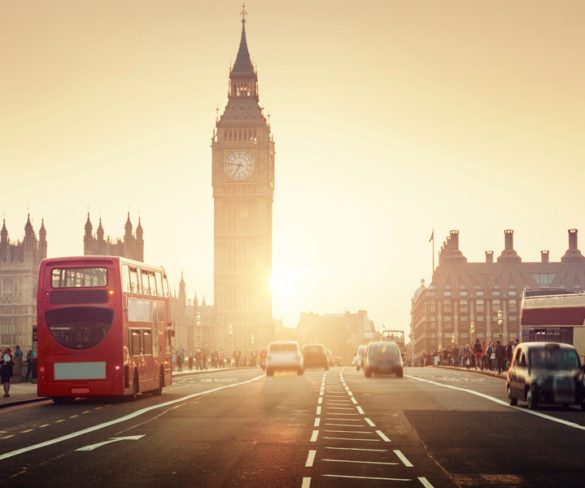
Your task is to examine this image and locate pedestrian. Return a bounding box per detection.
[495,340,506,374]
[473,339,483,370]
[1,347,14,397]
[13,345,23,380]
[24,348,33,382]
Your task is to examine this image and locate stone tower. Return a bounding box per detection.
[211,8,275,350]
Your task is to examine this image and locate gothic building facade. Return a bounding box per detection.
[0,215,47,349]
[210,11,275,351]
[410,229,585,360]
[84,213,144,261]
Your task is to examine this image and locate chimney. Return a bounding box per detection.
[450,230,459,250]
[504,229,514,251]
[541,250,549,263]
[485,251,494,264]
[569,229,578,250]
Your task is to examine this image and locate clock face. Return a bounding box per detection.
[224,150,254,181]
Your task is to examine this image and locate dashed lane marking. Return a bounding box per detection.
[310,430,319,442]
[418,476,435,487]
[20,430,33,434]
[356,406,365,414]
[314,418,321,427]
[376,430,391,442]
[39,424,50,428]
[325,447,387,452]
[301,477,311,488]
[323,430,373,434]
[327,412,358,416]
[364,418,376,427]
[325,423,366,427]
[305,450,316,467]
[316,406,322,415]
[350,397,358,404]
[322,459,399,466]
[394,449,414,467]
[324,436,380,442]
[323,474,411,482]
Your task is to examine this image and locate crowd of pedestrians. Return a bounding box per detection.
[172,346,264,371]
[418,338,520,374]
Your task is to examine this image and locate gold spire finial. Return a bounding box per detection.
[241,2,247,24]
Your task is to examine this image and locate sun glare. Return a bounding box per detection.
[270,268,301,299]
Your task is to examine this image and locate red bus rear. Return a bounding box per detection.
[37,256,173,402]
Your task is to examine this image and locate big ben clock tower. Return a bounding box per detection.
[211,7,274,350]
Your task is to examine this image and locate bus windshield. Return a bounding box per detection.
[45,307,114,350]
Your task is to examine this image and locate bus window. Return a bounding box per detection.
[129,268,139,294]
[52,267,108,288]
[121,265,131,293]
[141,270,151,295]
[155,273,163,297]
[143,329,152,355]
[149,272,158,296]
[130,329,141,356]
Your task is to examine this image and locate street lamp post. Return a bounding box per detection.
[496,310,503,342]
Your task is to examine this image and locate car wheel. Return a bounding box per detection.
[527,387,538,410]
[266,368,274,376]
[507,385,517,406]
[52,397,72,405]
[396,368,403,378]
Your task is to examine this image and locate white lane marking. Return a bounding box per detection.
[326,423,366,427]
[324,437,380,442]
[82,410,91,415]
[323,429,373,434]
[364,418,376,427]
[310,430,319,442]
[350,397,358,404]
[326,401,353,405]
[418,477,434,487]
[20,430,33,434]
[407,374,585,433]
[76,435,145,452]
[323,459,398,466]
[0,435,14,440]
[376,430,391,442]
[39,424,50,428]
[0,374,264,461]
[394,449,414,467]
[314,418,321,427]
[55,420,64,423]
[325,447,387,452]
[346,390,353,395]
[301,477,311,488]
[69,415,78,419]
[327,412,358,416]
[317,397,323,405]
[356,406,365,414]
[323,474,411,482]
[305,450,316,467]
[316,406,322,415]
[94,407,102,410]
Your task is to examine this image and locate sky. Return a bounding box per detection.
[1,0,584,332]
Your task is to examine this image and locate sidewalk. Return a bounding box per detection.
[434,364,508,380]
[0,366,253,409]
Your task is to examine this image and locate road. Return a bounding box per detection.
[0,367,583,487]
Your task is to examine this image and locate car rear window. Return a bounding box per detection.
[529,347,580,370]
[303,345,323,354]
[368,344,400,359]
[269,343,297,353]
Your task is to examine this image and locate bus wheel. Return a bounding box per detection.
[131,371,139,400]
[153,368,164,396]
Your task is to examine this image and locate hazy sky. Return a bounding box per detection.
[1,1,584,332]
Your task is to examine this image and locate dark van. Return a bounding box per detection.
[364,341,404,378]
[506,342,585,410]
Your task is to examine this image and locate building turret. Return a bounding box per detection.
[39,219,47,259]
[136,218,144,261]
[97,219,104,241]
[438,230,467,265]
[0,219,8,261]
[23,214,37,257]
[125,213,133,237]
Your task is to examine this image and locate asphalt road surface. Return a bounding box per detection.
[0,367,583,487]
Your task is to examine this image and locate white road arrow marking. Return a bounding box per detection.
[76,435,145,452]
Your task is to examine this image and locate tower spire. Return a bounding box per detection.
[231,4,255,77]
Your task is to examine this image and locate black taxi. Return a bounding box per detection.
[506,342,585,410]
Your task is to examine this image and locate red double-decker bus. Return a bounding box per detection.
[37,256,173,403]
